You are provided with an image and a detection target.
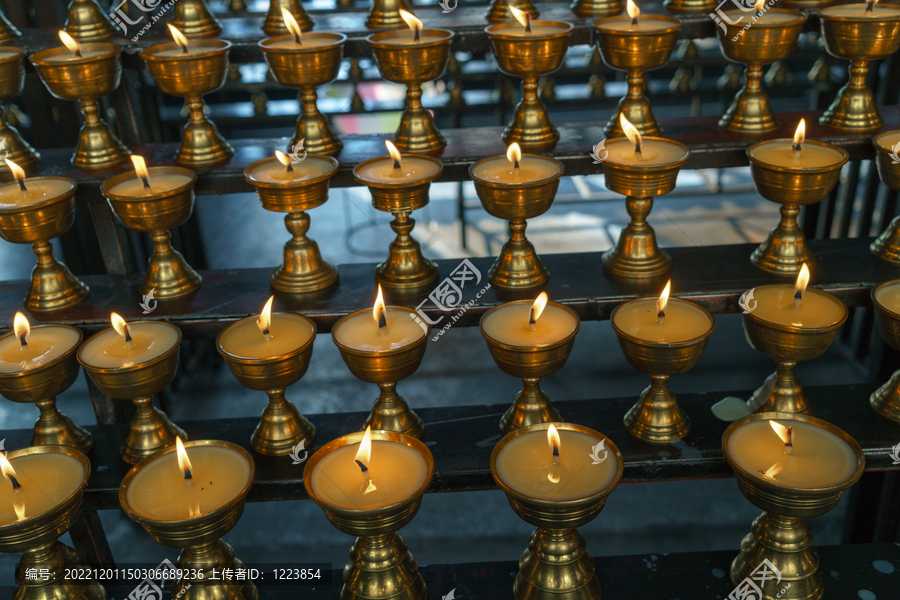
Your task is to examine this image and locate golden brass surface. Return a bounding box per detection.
[141,40,234,166]
[259,33,345,156]
[490,423,623,600]
[0,325,92,452]
[0,446,106,600]
[367,30,454,153]
[747,140,848,274]
[600,141,689,279]
[480,301,580,433]
[366,0,412,28]
[663,0,717,12]
[723,413,865,600]
[819,5,900,131]
[470,155,564,289]
[870,131,900,263]
[0,47,39,178]
[333,307,430,438]
[244,155,339,294]
[486,0,538,21]
[102,167,202,299]
[0,7,20,43]
[262,0,313,35]
[593,15,681,137]
[783,0,830,6]
[612,299,714,443]
[120,440,257,600]
[486,22,572,148]
[571,0,622,17]
[742,286,848,414]
[0,178,89,311]
[716,9,807,133]
[78,322,186,463]
[304,430,434,600]
[30,44,130,170]
[217,314,317,455]
[354,155,442,292]
[64,0,118,41]
[869,281,900,423]
[172,0,222,37]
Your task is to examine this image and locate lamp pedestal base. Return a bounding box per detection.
[870,369,900,424]
[251,388,316,456]
[32,397,94,452]
[343,533,426,600]
[367,382,425,439]
[15,542,107,600]
[122,396,187,464]
[624,375,691,444]
[500,377,559,434]
[27,241,90,312]
[489,219,549,289]
[514,528,601,600]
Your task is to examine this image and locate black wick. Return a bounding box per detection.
[18,333,26,347]
[526,15,532,33]
[355,460,369,473]
[378,308,387,329]
[529,307,536,325]
[6,472,20,490]
[16,179,26,192]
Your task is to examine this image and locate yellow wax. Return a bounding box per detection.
[80,322,179,369]
[495,430,619,501]
[333,308,425,352]
[482,302,577,346]
[722,11,802,24]
[493,25,570,37]
[246,155,334,184]
[613,298,713,343]
[0,326,80,373]
[152,46,219,58]
[749,285,845,328]
[373,34,448,46]
[308,440,427,509]
[595,18,676,32]
[821,5,900,18]
[266,37,337,49]
[0,452,84,525]
[0,178,74,208]
[728,419,859,488]
[471,156,561,183]
[107,174,193,197]
[218,313,314,360]
[40,50,108,62]
[875,281,900,315]
[0,51,21,59]
[125,445,252,520]
[748,141,845,169]
[875,130,900,153]
[603,138,688,167]
[355,157,441,184]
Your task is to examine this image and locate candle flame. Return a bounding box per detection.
[531,292,548,323]
[795,263,809,296]
[258,295,274,335]
[58,30,81,55]
[385,140,402,167]
[793,119,806,148]
[754,0,765,11]
[355,425,373,468]
[0,453,17,488]
[281,7,303,40]
[762,461,783,480]
[626,0,640,21]
[769,420,792,444]
[13,312,29,343]
[509,5,529,28]
[175,436,193,479]
[373,285,386,326]
[620,114,642,152]
[167,24,189,50]
[130,155,150,181]
[399,9,422,34]
[547,424,560,456]
[275,150,291,167]
[657,280,671,315]
[13,496,25,521]
[111,312,129,339]
[506,142,522,166]
[5,158,25,182]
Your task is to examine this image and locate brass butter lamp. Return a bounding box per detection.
[64,0,119,41]
[819,2,900,132]
[101,156,202,299]
[30,32,130,170]
[487,0,538,22]
[470,143,564,289]
[259,14,345,156]
[141,25,233,166]
[172,0,222,37]
[0,6,20,43]
[0,314,92,451]
[870,130,900,263]
[366,0,412,28]
[244,151,339,294]
[490,423,624,600]
[0,164,89,311]
[868,280,900,423]
[0,47,39,178]
[78,315,187,463]
[593,2,681,137]
[747,120,848,274]
[723,413,864,600]
[715,3,807,133]
[262,0,313,35]
[353,142,442,293]
[0,446,106,600]
[486,10,573,148]
[367,11,454,153]
[571,0,622,17]
[664,0,717,12]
